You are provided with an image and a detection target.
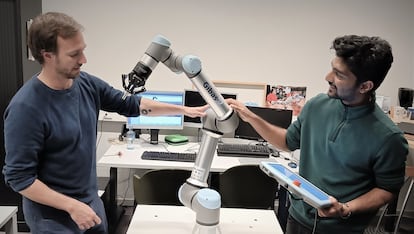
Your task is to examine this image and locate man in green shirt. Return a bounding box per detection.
[228,35,408,233]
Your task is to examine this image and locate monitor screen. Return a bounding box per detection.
[126,90,184,130]
[184,90,237,127]
[235,106,292,141]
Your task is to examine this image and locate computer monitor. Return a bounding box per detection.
[126,90,184,130]
[235,106,292,142]
[184,89,237,127]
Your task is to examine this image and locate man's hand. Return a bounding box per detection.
[19,180,102,230]
[184,104,209,118]
[318,196,351,219]
[226,98,253,122]
[67,200,102,230]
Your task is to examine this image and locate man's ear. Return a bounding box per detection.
[359,81,374,94]
[41,49,52,61]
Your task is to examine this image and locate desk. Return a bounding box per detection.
[97,137,296,233]
[0,206,18,234]
[126,204,283,234]
[98,139,295,172]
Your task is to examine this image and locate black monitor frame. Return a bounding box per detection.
[235,106,292,142]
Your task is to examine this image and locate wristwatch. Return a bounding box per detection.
[340,203,352,219]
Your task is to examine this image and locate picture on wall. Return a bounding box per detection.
[266,85,307,116]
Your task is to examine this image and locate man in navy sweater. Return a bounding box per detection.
[3,12,207,234]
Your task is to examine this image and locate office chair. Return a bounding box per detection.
[219,165,278,209]
[133,169,192,206]
[374,166,414,234]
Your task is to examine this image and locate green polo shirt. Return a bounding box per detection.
[286,93,408,233]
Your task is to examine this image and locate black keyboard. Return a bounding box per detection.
[397,122,414,135]
[216,143,271,158]
[141,151,197,162]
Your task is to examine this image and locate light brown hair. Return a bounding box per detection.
[28,12,84,64]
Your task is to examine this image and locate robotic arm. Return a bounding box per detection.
[122,35,239,230]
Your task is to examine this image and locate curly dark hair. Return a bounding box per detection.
[28,12,84,64]
[332,35,393,91]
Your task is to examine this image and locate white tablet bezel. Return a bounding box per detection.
[260,161,332,209]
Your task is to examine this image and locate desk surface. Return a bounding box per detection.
[127,204,283,234]
[0,206,18,234]
[0,206,17,227]
[98,137,297,173]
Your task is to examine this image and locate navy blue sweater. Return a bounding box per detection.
[3,71,141,203]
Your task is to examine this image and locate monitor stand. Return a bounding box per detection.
[150,129,160,144]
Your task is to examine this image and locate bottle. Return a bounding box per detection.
[126,128,135,150]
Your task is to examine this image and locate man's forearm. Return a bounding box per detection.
[346,188,394,214]
[19,179,79,213]
[140,98,184,116]
[250,115,290,151]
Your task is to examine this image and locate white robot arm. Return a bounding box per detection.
[122,35,239,230]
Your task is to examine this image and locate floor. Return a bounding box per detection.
[113,206,414,234]
[364,215,414,234]
[114,206,134,234]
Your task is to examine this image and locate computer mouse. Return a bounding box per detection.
[288,162,297,168]
[164,134,189,145]
[270,151,280,157]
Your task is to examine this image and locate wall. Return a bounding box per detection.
[42,0,413,104]
[1,0,42,231]
[42,0,414,207]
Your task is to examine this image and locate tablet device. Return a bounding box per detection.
[260,161,332,209]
